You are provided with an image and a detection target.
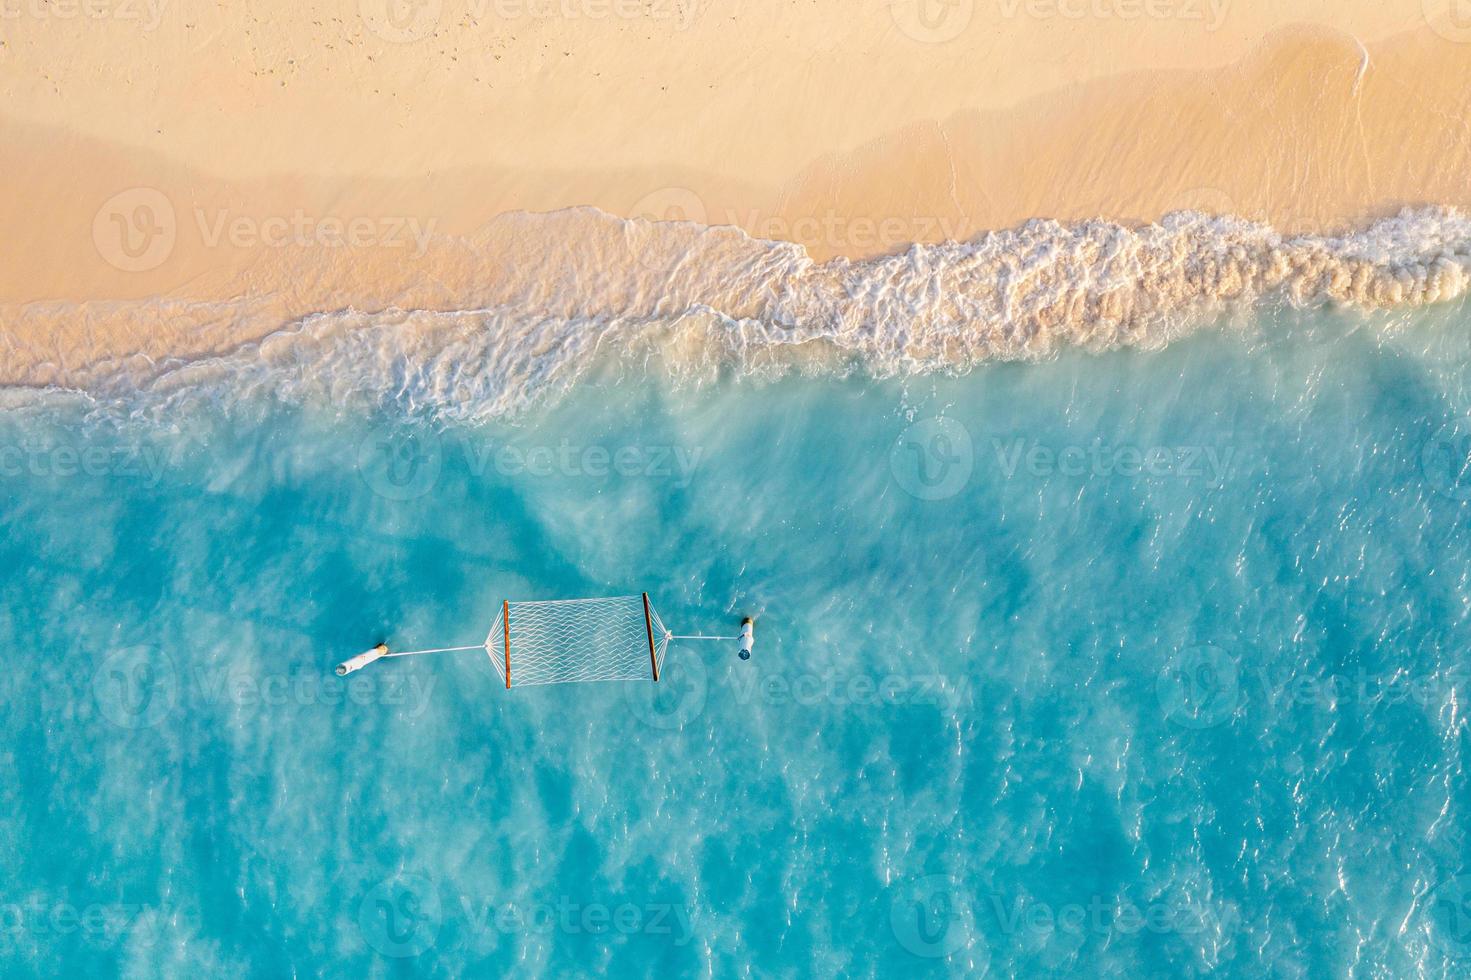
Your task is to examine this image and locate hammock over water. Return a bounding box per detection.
[335,593,754,689]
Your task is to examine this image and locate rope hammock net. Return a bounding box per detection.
[485,595,670,687]
[337,593,749,687]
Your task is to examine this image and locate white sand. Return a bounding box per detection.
[3,1,1471,382]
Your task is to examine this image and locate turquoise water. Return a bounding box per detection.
[3,302,1471,976]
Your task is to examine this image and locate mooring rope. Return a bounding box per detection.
[384,644,486,658]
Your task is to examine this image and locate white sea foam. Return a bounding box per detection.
[6,206,1471,423]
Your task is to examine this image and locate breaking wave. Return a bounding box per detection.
[6,205,1471,423]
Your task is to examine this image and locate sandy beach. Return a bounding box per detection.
[3,1,1471,384]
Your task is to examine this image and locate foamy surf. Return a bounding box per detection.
[6,206,1471,423]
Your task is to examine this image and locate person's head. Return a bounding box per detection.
[739,649,750,661]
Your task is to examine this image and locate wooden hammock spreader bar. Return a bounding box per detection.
[502,599,512,690]
[643,592,659,682]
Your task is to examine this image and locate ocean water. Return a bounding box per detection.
[4,289,1471,975]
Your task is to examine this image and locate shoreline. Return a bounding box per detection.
[4,15,1471,385]
[5,206,1470,406]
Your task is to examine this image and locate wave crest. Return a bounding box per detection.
[8,206,1471,422]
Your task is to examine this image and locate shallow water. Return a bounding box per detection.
[3,301,1471,976]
